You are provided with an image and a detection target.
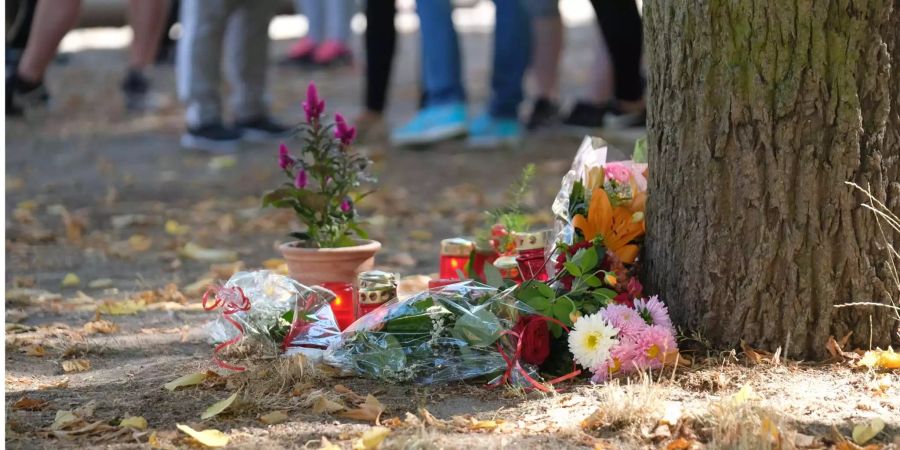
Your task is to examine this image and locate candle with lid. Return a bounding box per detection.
[493,255,522,284]
[320,281,355,330]
[356,270,397,317]
[514,230,551,282]
[471,240,500,280]
[439,237,474,279]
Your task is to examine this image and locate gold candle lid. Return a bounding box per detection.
[357,270,397,291]
[512,230,550,250]
[440,237,474,256]
[493,255,519,270]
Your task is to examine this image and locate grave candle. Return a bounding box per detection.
[514,230,551,282]
[357,270,397,317]
[439,238,474,279]
[320,281,355,330]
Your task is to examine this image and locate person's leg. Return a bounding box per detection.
[561,24,616,129]
[314,0,354,64]
[229,0,288,140]
[15,0,81,83]
[390,0,466,146]
[287,0,321,61]
[487,0,531,119]
[123,0,170,110]
[177,0,240,151]
[589,0,642,106]
[363,0,396,114]
[523,0,562,130]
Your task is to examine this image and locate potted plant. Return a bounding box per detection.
[263,82,380,285]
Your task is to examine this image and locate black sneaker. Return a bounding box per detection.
[121,69,150,111]
[561,100,612,129]
[6,73,49,117]
[181,122,243,153]
[235,116,291,142]
[602,106,646,129]
[525,97,559,131]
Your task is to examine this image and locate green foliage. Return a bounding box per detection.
[476,164,537,249]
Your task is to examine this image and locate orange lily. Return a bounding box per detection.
[572,189,645,263]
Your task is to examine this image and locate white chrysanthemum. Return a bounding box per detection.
[568,313,619,369]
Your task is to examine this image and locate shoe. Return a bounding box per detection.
[312,40,352,66]
[121,69,150,111]
[235,116,291,142]
[467,112,523,148]
[602,106,646,129]
[6,72,49,117]
[561,100,612,130]
[354,111,389,144]
[525,97,559,131]
[391,103,468,146]
[285,37,317,64]
[181,122,243,153]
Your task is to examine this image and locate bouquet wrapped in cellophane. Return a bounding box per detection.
[323,281,565,388]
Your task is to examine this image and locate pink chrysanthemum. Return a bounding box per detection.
[633,295,673,331]
[600,304,646,340]
[631,325,677,370]
[590,338,639,383]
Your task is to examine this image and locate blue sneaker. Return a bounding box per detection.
[467,113,523,148]
[391,103,467,146]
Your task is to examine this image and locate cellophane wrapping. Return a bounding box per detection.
[323,281,537,385]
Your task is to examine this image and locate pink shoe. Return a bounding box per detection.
[312,40,352,66]
[287,37,317,61]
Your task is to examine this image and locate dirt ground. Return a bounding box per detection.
[5,19,900,450]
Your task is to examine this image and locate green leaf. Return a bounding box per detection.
[348,222,369,239]
[455,269,468,281]
[633,136,648,163]
[451,307,503,347]
[573,246,598,273]
[583,302,599,314]
[201,393,238,420]
[593,288,618,300]
[563,262,582,277]
[483,263,504,288]
[584,275,603,288]
[552,297,576,325]
[549,322,563,339]
[528,296,551,313]
[536,282,555,299]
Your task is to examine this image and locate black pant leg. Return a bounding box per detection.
[589,0,643,101]
[364,0,397,113]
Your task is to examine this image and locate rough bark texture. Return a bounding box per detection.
[644,0,900,358]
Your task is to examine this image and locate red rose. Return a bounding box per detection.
[512,315,551,365]
[612,292,635,308]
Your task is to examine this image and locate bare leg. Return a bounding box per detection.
[531,15,562,100]
[16,0,82,83]
[127,0,170,71]
[587,25,614,104]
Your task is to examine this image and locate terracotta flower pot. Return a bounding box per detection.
[278,239,381,286]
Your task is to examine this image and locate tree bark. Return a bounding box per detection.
[643,0,900,358]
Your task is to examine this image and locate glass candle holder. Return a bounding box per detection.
[471,242,500,280]
[493,256,522,284]
[321,281,356,330]
[439,238,474,279]
[514,230,551,282]
[357,270,397,317]
[428,278,459,290]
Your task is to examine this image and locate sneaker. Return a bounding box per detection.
[312,41,352,66]
[602,106,646,129]
[6,73,49,117]
[235,116,291,142]
[391,103,468,146]
[121,69,151,111]
[561,100,612,130]
[467,112,523,148]
[181,122,243,153]
[525,97,559,131]
[285,37,317,64]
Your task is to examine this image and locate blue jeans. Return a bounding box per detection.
[417,0,531,118]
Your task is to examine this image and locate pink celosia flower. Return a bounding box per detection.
[633,295,673,331]
[278,143,294,169]
[294,168,308,189]
[334,113,356,145]
[600,304,646,340]
[340,198,352,213]
[302,82,326,123]
[604,162,631,184]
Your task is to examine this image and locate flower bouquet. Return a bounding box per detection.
[323,281,570,389]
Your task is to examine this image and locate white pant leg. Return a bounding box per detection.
[177,0,233,128]
[225,0,277,122]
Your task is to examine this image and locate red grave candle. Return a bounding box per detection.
[320,281,356,330]
[493,256,523,284]
[439,238,474,279]
[471,243,500,280]
[514,230,551,282]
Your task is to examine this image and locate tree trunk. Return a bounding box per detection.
[643,0,900,359]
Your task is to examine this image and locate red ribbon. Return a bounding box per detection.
[202,285,251,371]
[488,316,581,393]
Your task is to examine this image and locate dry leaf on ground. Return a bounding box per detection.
[313,396,346,414]
[858,349,900,370]
[23,344,46,357]
[51,410,80,430]
[259,410,288,425]
[119,416,148,430]
[201,393,238,420]
[319,437,341,450]
[180,242,238,262]
[61,359,91,373]
[353,427,390,450]
[852,418,885,445]
[61,273,80,288]
[83,319,119,334]
[340,394,384,423]
[97,299,146,315]
[129,234,152,252]
[176,424,229,447]
[13,396,48,410]
[164,372,208,391]
[335,384,367,403]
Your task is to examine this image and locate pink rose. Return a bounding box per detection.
[604,163,631,184]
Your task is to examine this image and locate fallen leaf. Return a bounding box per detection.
[859,348,900,370]
[51,410,80,430]
[23,344,47,357]
[165,220,191,236]
[353,427,390,450]
[741,340,762,364]
[61,273,81,288]
[259,410,288,425]
[313,396,346,414]
[335,384,366,403]
[180,242,238,262]
[319,437,341,450]
[176,424,229,447]
[340,394,384,423]
[852,418,885,445]
[164,372,208,391]
[469,418,499,430]
[732,384,756,405]
[201,393,238,420]
[13,396,48,410]
[119,416,148,430]
[97,299,146,315]
[208,155,236,171]
[129,234,153,252]
[148,431,162,448]
[83,319,119,334]
[61,359,91,373]
[666,438,693,450]
[88,278,114,289]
